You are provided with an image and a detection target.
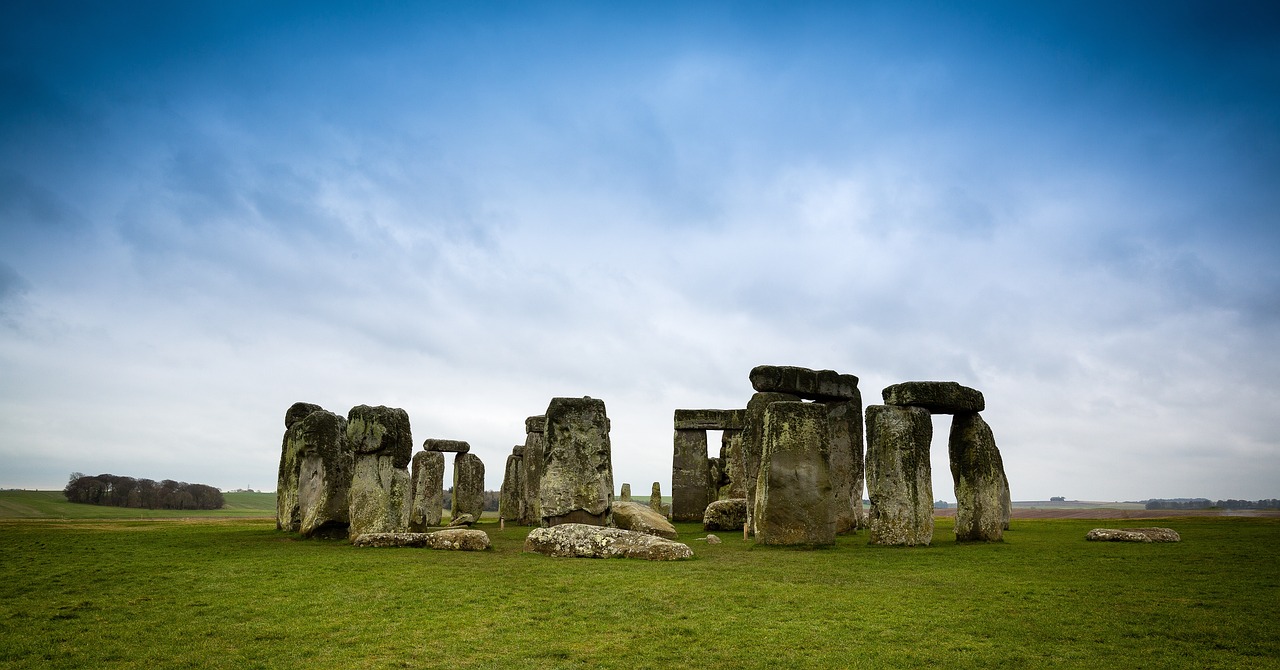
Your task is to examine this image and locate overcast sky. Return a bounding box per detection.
[2,2,1277,502]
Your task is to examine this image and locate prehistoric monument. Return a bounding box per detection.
[346,405,414,539]
[519,415,547,525]
[538,397,615,527]
[498,445,524,523]
[408,449,444,531]
[671,409,744,522]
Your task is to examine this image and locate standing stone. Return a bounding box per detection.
[948,412,1006,542]
[866,404,933,546]
[408,450,445,531]
[649,482,669,517]
[518,416,546,525]
[539,397,614,527]
[452,452,486,523]
[708,457,726,501]
[295,409,352,538]
[754,401,835,546]
[499,450,524,523]
[826,396,865,534]
[722,429,746,498]
[620,483,632,502]
[671,428,711,522]
[277,401,323,532]
[741,391,801,534]
[1001,471,1012,531]
[346,405,413,539]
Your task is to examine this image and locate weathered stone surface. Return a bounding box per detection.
[619,483,631,501]
[672,429,711,522]
[722,429,746,498]
[452,452,485,523]
[866,404,934,546]
[708,456,727,501]
[649,482,669,517]
[755,401,835,546]
[949,412,1006,542]
[611,501,679,540]
[1001,471,1012,531]
[277,402,324,532]
[499,452,524,523]
[1086,527,1181,543]
[285,402,324,430]
[826,396,865,534]
[539,397,613,527]
[705,534,722,545]
[520,422,546,525]
[525,415,547,434]
[883,381,985,414]
[703,498,747,531]
[295,410,352,538]
[352,529,491,550]
[523,524,692,560]
[408,450,445,531]
[673,409,746,431]
[742,391,801,534]
[347,405,413,539]
[422,438,471,453]
[448,513,477,527]
[749,365,860,401]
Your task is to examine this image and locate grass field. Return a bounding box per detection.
[1,495,1277,669]
[0,490,278,519]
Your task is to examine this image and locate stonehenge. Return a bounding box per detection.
[451,451,485,523]
[754,401,835,546]
[295,409,353,538]
[408,450,445,531]
[539,397,614,527]
[499,448,524,523]
[865,404,934,546]
[347,405,414,539]
[671,409,745,522]
[519,416,547,525]
[277,401,324,532]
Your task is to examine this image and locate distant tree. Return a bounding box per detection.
[62,473,224,510]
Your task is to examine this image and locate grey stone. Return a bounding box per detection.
[741,391,801,534]
[620,483,631,502]
[346,405,413,539]
[649,482,669,517]
[295,410,353,538]
[539,397,614,527]
[448,513,477,527]
[948,412,1006,542]
[883,381,985,414]
[826,396,865,534]
[408,450,444,531]
[285,402,324,430]
[755,401,835,546]
[1001,471,1012,531]
[1086,527,1181,543]
[749,365,860,401]
[523,524,693,560]
[499,451,524,523]
[611,501,679,540]
[708,456,727,500]
[520,420,546,525]
[452,452,485,523]
[703,498,747,531]
[866,404,934,546]
[277,402,323,532]
[673,409,746,431]
[705,534,722,545]
[722,429,746,498]
[422,438,470,453]
[525,415,547,434]
[672,429,711,522]
[352,529,490,550]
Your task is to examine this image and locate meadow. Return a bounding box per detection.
[0,493,1277,668]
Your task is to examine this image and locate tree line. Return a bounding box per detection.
[63,473,225,510]
[440,487,501,512]
[1144,498,1280,510]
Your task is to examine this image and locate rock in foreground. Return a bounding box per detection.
[611,501,679,539]
[524,524,692,560]
[352,529,491,550]
[1086,527,1181,543]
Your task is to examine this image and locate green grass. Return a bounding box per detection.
[1,514,1277,668]
[0,490,277,519]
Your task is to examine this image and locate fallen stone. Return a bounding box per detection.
[452,452,486,522]
[611,501,679,539]
[1086,527,1181,543]
[448,513,477,527]
[422,438,470,453]
[352,529,491,550]
[523,524,693,560]
[347,405,413,539]
[673,409,746,431]
[703,498,747,531]
[948,412,1006,542]
[705,534,722,545]
[755,401,836,546]
[295,409,353,538]
[539,397,614,527]
[749,365,860,400]
[882,381,985,414]
[866,404,934,546]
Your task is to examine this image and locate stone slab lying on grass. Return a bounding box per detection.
[611,501,678,539]
[523,523,693,560]
[1085,527,1181,543]
[352,529,491,550]
[703,498,747,531]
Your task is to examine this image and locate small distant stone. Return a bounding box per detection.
[1086,527,1181,543]
[351,529,490,551]
[705,534,722,545]
[448,513,477,527]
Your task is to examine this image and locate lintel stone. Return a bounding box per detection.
[422,438,471,453]
[749,365,860,400]
[673,409,746,431]
[882,381,985,414]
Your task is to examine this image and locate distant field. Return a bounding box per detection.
[0,490,277,519]
[0,513,1276,668]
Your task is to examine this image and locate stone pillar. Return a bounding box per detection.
[825,395,865,534]
[277,401,322,532]
[452,452,486,522]
[499,448,524,524]
[755,401,835,546]
[1001,471,1012,530]
[866,404,933,546]
[741,391,800,534]
[346,405,413,539]
[948,412,1006,542]
[520,416,546,525]
[722,429,746,498]
[649,482,668,517]
[408,450,444,531]
[620,483,632,501]
[672,429,710,522]
[539,397,613,527]
[295,409,352,538]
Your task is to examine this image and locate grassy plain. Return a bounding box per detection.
[0,490,277,519]
[0,496,1277,669]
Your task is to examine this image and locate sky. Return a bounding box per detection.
[2,1,1278,502]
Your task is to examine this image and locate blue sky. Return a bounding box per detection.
[2,1,1277,500]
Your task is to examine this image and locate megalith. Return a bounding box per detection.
[539,397,614,527]
[754,401,835,546]
[499,449,524,523]
[825,395,865,534]
[865,404,933,546]
[949,412,1006,542]
[741,391,800,534]
[346,405,413,539]
[620,483,632,502]
[519,415,546,525]
[883,381,984,414]
[649,482,669,517]
[452,452,486,523]
[295,409,353,538]
[277,401,323,532]
[408,450,445,531]
[749,365,860,401]
[721,429,746,498]
[671,428,710,522]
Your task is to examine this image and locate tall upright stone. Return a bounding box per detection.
[721,429,746,498]
[277,401,323,532]
[539,397,614,527]
[671,428,710,522]
[865,404,933,546]
[346,405,413,539]
[519,416,546,526]
[452,452,486,522]
[741,391,800,534]
[649,482,668,517]
[826,395,865,534]
[948,412,1006,542]
[754,401,835,546]
[295,409,352,538]
[620,483,632,502]
[1001,471,1012,531]
[408,450,445,531]
[499,450,524,523]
